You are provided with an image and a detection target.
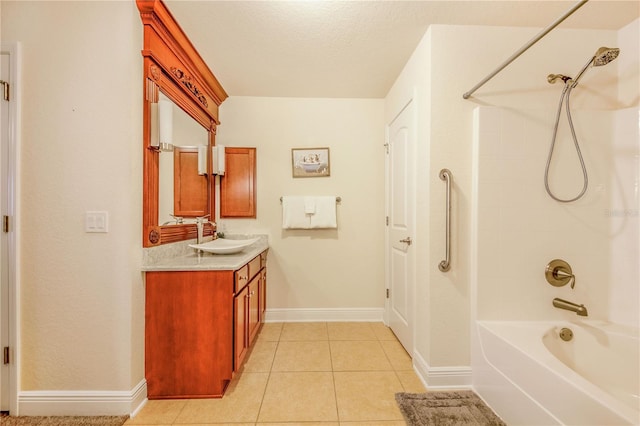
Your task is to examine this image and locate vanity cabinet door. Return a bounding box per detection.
[259,269,267,323]
[248,277,260,345]
[234,284,249,370]
[145,270,234,399]
[220,147,256,218]
[232,249,268,372]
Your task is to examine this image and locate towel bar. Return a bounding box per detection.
[280,196,341,203]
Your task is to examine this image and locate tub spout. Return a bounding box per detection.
[552,298,588,316]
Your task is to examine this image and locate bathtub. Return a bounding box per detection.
[474,320,640,425]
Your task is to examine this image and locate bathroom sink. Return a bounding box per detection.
[189,237,260,255]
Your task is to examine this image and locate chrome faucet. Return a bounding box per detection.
[552,298,588,316]
[195,215,210,244]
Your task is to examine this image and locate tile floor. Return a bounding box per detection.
[126,322,425,425]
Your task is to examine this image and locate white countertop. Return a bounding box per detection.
[142,235,269,272]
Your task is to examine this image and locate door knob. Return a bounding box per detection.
[399,237,412,245]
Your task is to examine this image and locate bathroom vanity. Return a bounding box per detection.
[137,0,266,399]
[143,236,268,399]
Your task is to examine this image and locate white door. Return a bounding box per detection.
[0,43,17,414]
[385,99,415,354]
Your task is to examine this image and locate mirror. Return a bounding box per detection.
[138,0,228,247]
[157,92,209,225]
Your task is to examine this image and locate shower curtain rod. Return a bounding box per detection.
[462,0,589,99]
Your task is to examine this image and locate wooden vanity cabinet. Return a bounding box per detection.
[145,249,267,399]
[233,252,266,370]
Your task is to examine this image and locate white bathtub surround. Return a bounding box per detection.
[476,321,639,425]
[609,106,640,326]
[472,106,633,321]
[472,102,640,424]
[471,19,639,421]
[543,322,639,412]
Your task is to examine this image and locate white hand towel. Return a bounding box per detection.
[309,196,337,229]
[304,197,316,214]
[282,196,311,229]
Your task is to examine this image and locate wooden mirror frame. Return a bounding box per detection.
[138,0,228,247]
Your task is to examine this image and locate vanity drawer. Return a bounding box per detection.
[234,264,249,293]
[234,251,266,294]
[248,255,262,284]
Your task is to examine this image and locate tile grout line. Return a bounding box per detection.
[326,322,342,424]
[253,322,283,424]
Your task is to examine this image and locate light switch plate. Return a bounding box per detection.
[85,211,109,233]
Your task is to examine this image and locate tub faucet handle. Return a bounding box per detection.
[554,268,575,289]
[545,259,575,289]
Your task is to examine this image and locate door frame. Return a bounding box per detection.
[384,91,417,355]
[1,41,21,415]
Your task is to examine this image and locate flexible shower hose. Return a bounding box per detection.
[544,80,589,203]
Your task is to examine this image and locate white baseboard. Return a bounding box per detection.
[18,379,147,416]
[412,350,472,389]
[264,307,384,322]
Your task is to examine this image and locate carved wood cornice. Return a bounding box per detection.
[136,0,227,110]
[171,67,208,108]
[149,64,161,82]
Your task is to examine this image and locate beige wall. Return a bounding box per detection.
[1,1,144,393]
[216,97,385,314]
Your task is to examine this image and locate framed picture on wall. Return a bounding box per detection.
[291,147,330,178]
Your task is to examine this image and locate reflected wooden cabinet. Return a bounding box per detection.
[173,147,208,217]
[145,250,267,399]
[221,147,256,218]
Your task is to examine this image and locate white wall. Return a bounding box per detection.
[217,97,385,318]
[1,0,144,408]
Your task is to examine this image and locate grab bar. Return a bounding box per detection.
[438,169,452,272]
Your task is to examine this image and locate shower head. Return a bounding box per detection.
[570,46,620,88]
[592,46,620,66]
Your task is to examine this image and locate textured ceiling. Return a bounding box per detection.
[165,0,640,98]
